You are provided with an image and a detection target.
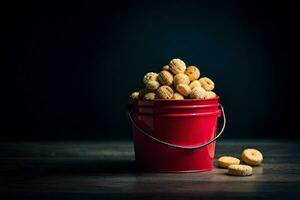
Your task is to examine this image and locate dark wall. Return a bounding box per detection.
[2,0,299,140]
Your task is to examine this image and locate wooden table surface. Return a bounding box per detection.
[0,140,299,199]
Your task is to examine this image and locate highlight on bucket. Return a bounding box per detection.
[128,58,226,172]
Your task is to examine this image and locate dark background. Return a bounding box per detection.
[1,0,299,141]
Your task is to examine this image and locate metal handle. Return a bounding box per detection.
[128,104,226,150]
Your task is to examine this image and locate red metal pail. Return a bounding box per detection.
[128,97,225,172]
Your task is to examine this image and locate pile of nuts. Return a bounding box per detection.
[130,58,217,100]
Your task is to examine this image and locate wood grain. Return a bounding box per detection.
[0,140,299,199]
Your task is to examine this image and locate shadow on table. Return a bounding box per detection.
[0,159,137,176]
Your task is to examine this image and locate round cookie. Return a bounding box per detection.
[169,58,186,74]
[162,65,170,71]
[156,86,174,99]
[205,91,217,99]
[138,88,148,99]
[145,80,160,91]
[130,91,139,99]
[143,72,158,84]
[185,66,200,81]
[158,70,174,86]
[218,156,240,168]
[172,92,184,100]
[227,164,253,176]
[174,73,190,86]
[176,84,191,97]
[199,77,215,91]
[189,80,201,90]
[189,86,207,99]
[143,92,156,100]
[241,148,263,166]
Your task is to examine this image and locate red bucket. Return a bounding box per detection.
[128,96,226,172]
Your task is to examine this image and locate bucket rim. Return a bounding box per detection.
[137,109,221,117]
[130,96,219,102]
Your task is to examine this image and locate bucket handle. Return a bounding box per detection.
[128,104,226,150]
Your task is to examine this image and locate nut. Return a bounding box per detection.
[169,58,186,74]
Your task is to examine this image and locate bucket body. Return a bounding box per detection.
[129,97,222,172]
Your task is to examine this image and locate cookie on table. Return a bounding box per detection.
[241,148,263,166]
[227,164,253,176]
[218,156,240,168]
